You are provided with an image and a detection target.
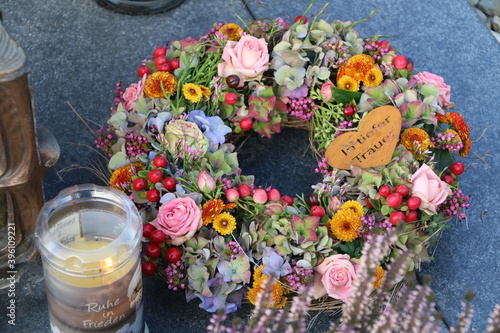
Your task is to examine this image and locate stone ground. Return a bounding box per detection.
[0,0,499,332]
[469,0,500,42]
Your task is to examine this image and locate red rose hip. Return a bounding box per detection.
[450,162,465,175]
[146,189,160,202]
[238,184,252,197]
[133,177,147,191]
[142,261,156,275]
[393,55,408,69]
[153,46,166,58]
[145,243,161,258]
[225,92,238,105]
[386,193,403,208]
[407,196,422,210]
[378,185,391,197]
[142,224,156,238]
[405,210,418,223]
[169,58,180,71]
[394,184,409,197]
[137,65,150,77]
[153,155,168,168]
[148,169,163,183]
[311,205,325,218]
[163,177,177,191]
[149,229,165,244]
[442,174,454,185]
[390,211,406,225]
[165,247,182,263]
[240,117,253,131]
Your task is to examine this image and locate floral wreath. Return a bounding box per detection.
[95,1,471,314]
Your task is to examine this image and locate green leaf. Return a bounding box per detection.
[432,148,455,172]
[108,152,128,170]
[331,87,362,105]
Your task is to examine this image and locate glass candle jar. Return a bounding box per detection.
[35,184,145,333]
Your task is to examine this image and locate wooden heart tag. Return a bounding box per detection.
[325,105,402,170]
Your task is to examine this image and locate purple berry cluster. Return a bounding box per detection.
[335,120,355,137]
[125,133,151,157]
[164,260,186,291]
[431,131,464,152]
[285,263,314,291]
[225,241,243,260]
[287,97,318,120]
[358,215,393,240]
[94,127,117,158]
[438,188,471,220]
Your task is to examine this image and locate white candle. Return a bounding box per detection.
[36,185,145,333]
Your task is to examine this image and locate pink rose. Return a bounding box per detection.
[412,71,452,109]
[217,35,269,86]
[122,76,146,111]
[411,164,452,215]
[320,81,335,102]
[151,197,202,245]
[313,254,360,302]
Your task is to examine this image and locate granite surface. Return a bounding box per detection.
[0,0,499,332]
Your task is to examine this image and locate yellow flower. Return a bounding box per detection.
[212,212,237,235]
[199,85,212,97]
[373,266,384,289]
[182,83,203,103]
[340,200,364,218]
[202,199,236,226]
[144,71,178,98]
[337,75,360,92]
[109,163,144,190]
[218,23,243,41]
[247,266,287,308]
[400,127,434,156]
[327,209,362,242]
[338,54,375,81]
[363,67,383,87]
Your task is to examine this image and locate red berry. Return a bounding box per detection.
[394,55,408,69]
[142,261,156,275]
[137,65,150,77]
[450,162,465,176]
[240,117,253,131]
[238,184,252,197]
[293,15,308,24]
[405,210,418,223]
[154,56,168,67]
[343,106,356,117]
[169,58,180,71]
[149,230,165,244]
[442,174,454,185]
[406,58,414,72]
[133,178,147,191]
[163,177,177,191]
[156,63,171,72]
[225,92,238,105]
[153,46,166,58]
[148,169,163,183]
[378,185,392,197]
[386,193,403,208]
[142,224,156,238]
[225,74,240,88]
[153,155,168,168]
[311,205,325,218]
[146,189,160,202]
[394,184,409,197]
[268,189,281,202]
[366,198,374,208]
[407,196,422,210]
[390,211,406,225]
[145,243,161,258]
[165,247,182,263]
[281,195,294,206]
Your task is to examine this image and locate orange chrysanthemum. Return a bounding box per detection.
[144,71,178,98]
[373,266,385,289]
[218,23,243,41]
[327,209,362,242]
[337,75,360,92]
[400,127,434,155]
[201,199,236,226]
[340,200,364,218]
[337,54,375,81]
[447,112,471,157]
[436,113,448,123]
[247,266,287,308]
[109,163,144,190]
[363,67,384,87]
